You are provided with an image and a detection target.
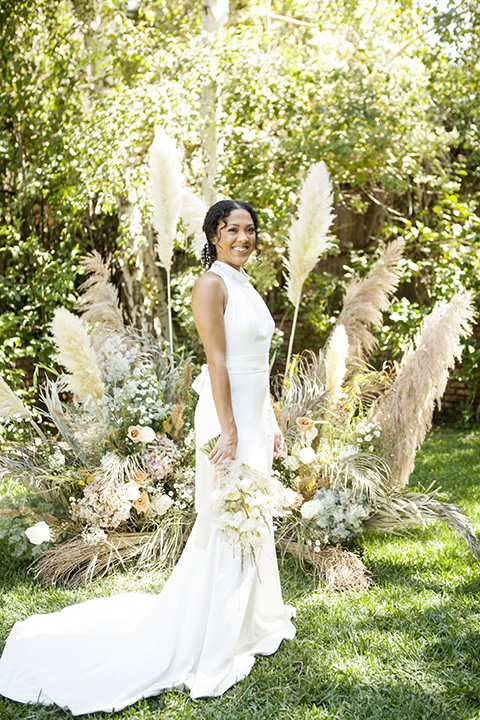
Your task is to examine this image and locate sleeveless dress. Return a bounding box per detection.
[0,260,295,716]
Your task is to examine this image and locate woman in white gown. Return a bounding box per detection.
[0,200,295,715]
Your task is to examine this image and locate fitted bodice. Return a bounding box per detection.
[208,261,274,359]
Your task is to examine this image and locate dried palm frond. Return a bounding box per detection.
[51,308,104,408]
[366,488,480,561]
[75,251,125,340]
[276,350,327,442]
[284,162,336,374]
[324,324,349,406]
[330,450,388,501]
[40,378,87,462]
[373,291,476,489]
[101,452,145,484]
[336,238,405,365]
[280,538,372,592]
[180,187,207,255]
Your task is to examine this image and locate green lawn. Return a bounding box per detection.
[1,427,480,720]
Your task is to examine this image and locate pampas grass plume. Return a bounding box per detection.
[180,187,207,255]
[374,291,476,489]
[51,308,104,405]
[324,324,349,402]
[285,161,335,307]
[149,128,184,271]
[0,375,32,420]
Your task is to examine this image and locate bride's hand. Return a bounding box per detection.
[273,423,285,459]
[208,431,237,468]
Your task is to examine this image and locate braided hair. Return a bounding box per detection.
[201,200,260,270]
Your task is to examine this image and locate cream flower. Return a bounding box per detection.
[127,425,156,444]
[284,455,300,471]
[151,494,174,516]
[125,482,141,502]
[25,521,51,545]
[299,446,316,464]
[300,499,322,520]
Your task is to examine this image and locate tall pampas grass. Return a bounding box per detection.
[373,291,476,489]
[51,308,104,410]
[75,251,125,344]
[180,187,208,255]
[324,324,349,406]
[336,238,405,365]
[284,162,335,375]
[149,128,185,363]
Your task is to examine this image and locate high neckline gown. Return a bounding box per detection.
[0,260,295,715]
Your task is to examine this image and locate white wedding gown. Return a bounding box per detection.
[0,260,295,715]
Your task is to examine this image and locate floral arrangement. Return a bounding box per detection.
[1,139,479,591]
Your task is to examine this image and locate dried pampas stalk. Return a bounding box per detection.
[284,162,336,376]
[324,324,349,406]
[51,308,104,410]
[335,238,405,365]
[180,187,207,255]
[75,251,125,343]
[149,128,185,364]
[374,291,476,489]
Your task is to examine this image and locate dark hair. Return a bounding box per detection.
[201,200,260,269]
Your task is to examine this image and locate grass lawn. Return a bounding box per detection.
[1,427,480,720]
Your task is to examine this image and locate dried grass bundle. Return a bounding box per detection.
[0,375,32,420]
[32,517,194,587]
[336,238,405,364]
[374,291,476,489]
[51,308,104,407]
[149,127,184,271]
[281,539,372,592]
[324,324,349,405]
[75,251,125,340]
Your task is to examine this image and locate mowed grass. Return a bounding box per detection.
[1,427,480,720]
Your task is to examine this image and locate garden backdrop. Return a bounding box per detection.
[1,1,480,719]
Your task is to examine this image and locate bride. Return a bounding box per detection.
[0,199,295,715]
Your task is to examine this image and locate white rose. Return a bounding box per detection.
[25,521,51,545]
[125,482,141,501]
[284,455,300,471]
[300,499,322,520]
[138,426,156,443]
[299,447,316,464]
[151,494,174,516]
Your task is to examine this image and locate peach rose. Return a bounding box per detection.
[132,492,151,513]
[127,425,142,443]
[131,469,148,485]
[296,417,315,433]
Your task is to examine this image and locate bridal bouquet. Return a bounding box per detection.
[200,439,298,564]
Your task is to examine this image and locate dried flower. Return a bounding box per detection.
[296,417,315,433]
[0,375,32,420]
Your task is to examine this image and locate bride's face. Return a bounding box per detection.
[212,208,256,270]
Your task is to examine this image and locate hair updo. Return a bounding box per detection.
[201,199,260,270]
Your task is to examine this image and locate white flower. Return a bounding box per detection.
[124,482,141,501]
[284,455,300,471]
[300,499,322,520]
[299,446,316,464]
[151,494,174,516]
[25,521,51,545]
[305,427,318,443]
[138,425,156,443]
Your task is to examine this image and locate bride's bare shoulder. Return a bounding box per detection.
[192,271,226,303]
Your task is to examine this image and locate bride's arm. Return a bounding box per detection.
[191,273,238,467]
